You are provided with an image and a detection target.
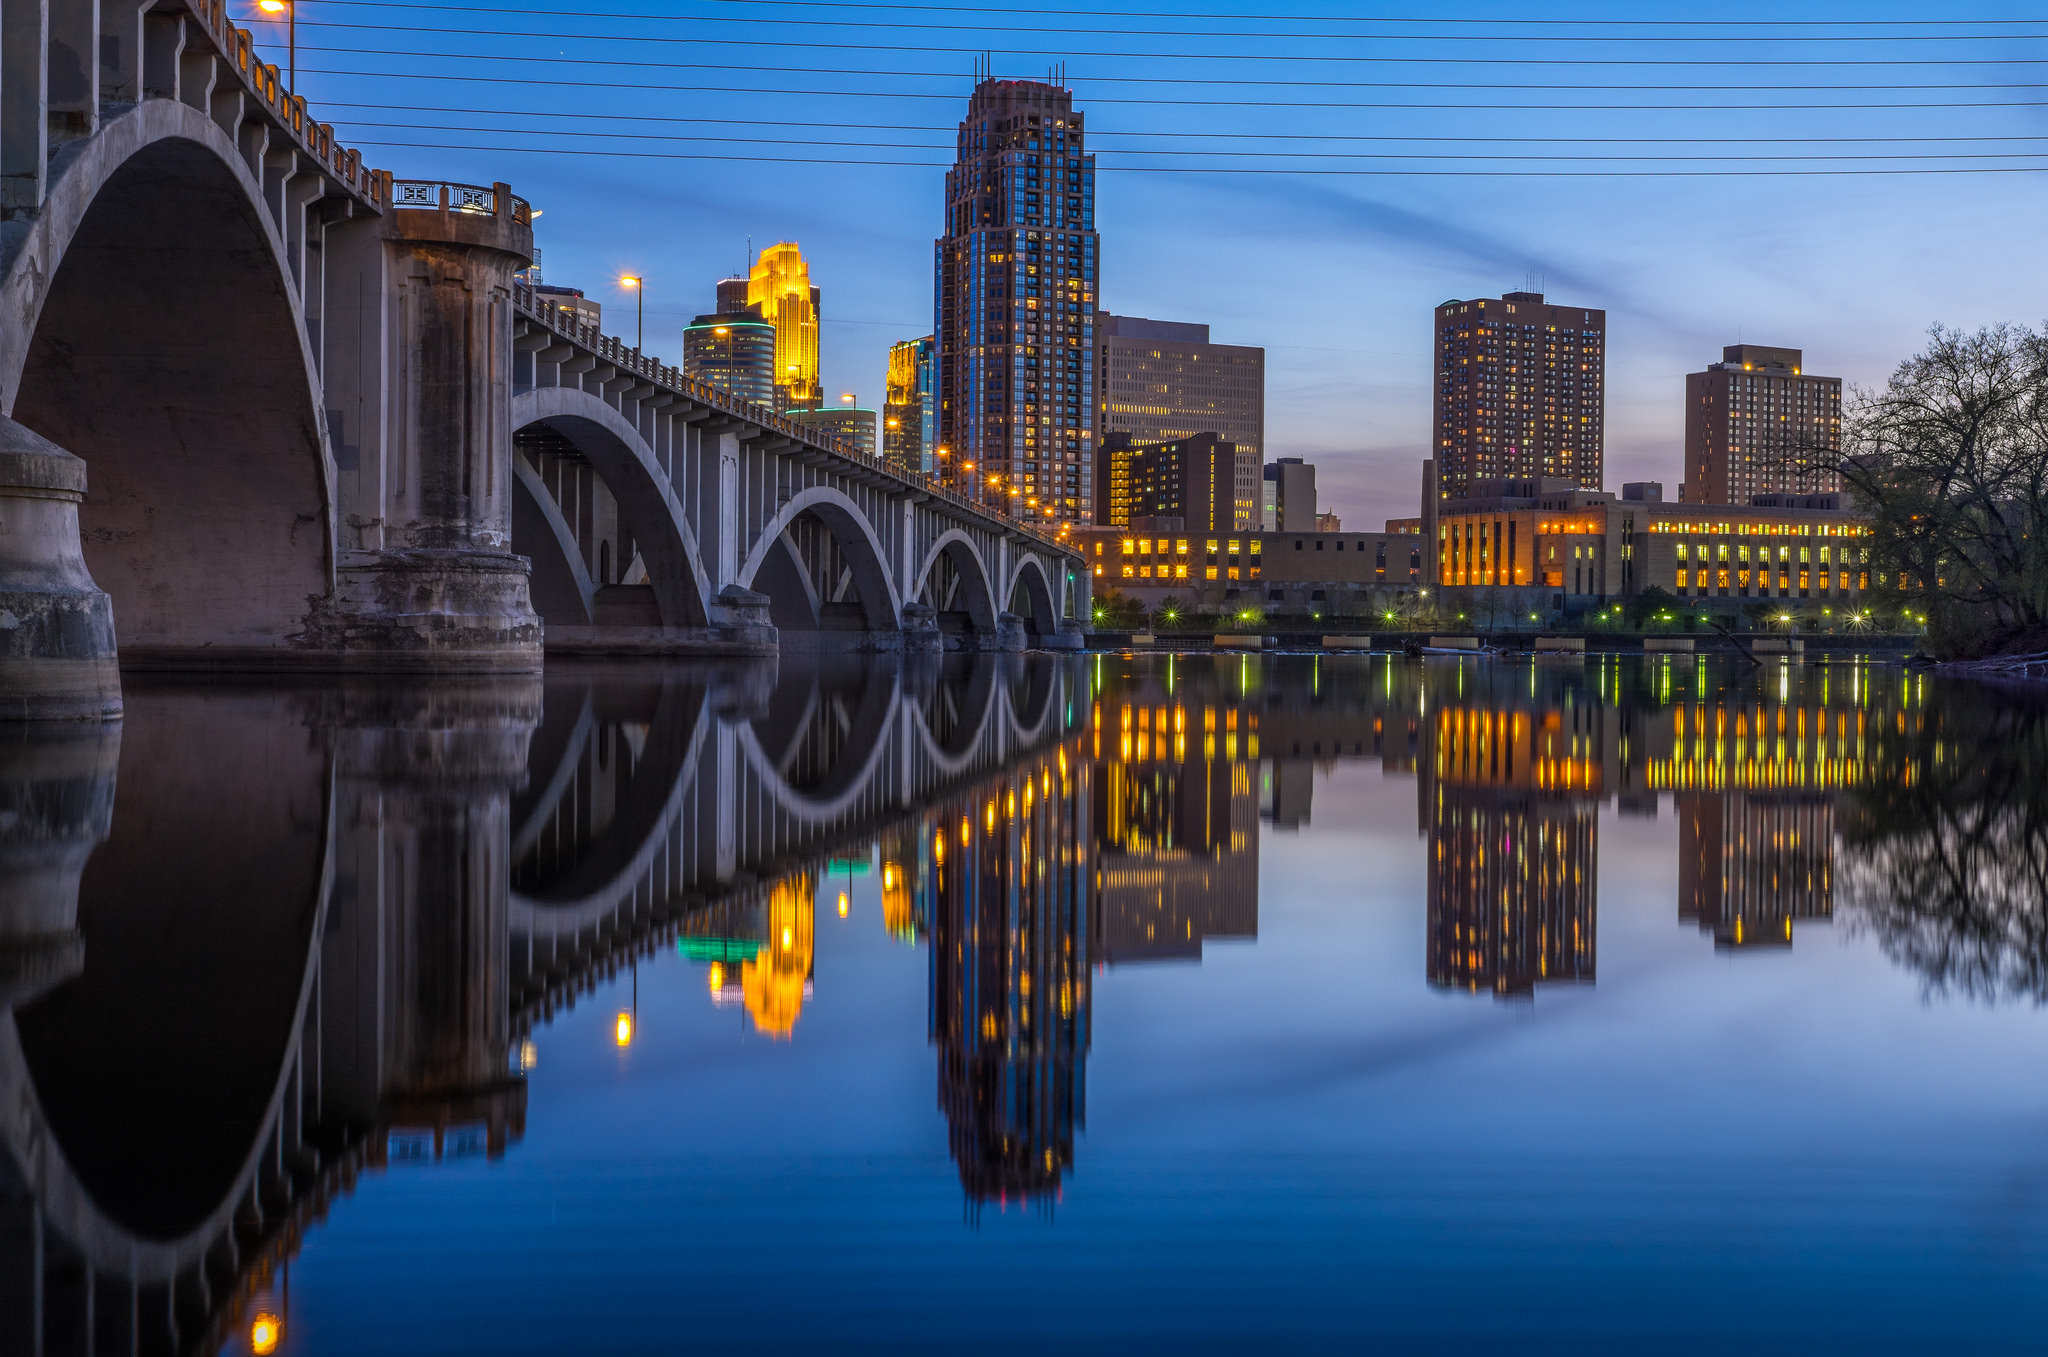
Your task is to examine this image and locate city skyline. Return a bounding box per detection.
[265,2,2048,533]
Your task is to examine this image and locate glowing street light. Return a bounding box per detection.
[614,1011,634,1046]
[619,274,644,350]
[255,0,295,92]
[250,1312,283,1355]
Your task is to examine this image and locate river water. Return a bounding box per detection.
[5,652,2047,1354]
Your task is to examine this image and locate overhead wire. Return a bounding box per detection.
[349,139,2048,174]
[313,103,2048,144]
[328,119,2048,160]
[284,31,2048,68]
[298,0,2048,32]
[292,68,2048,111]
[291,44,2048,92]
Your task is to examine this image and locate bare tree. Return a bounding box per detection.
[1825,324,2048,657]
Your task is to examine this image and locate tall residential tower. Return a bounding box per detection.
[1682,345,1842,504]
[1433,291,1605,500]
[935,77,1098,526]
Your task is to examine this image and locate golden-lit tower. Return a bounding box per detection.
[746,241,822,411]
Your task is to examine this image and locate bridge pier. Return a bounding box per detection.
[307,182,542,670]
[0,418,121,719]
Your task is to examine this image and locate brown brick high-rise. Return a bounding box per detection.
[1433,291,1605,501]
[1682,345,1841,504]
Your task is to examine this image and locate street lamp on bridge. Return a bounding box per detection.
[619,274,644,351]
[256,0,295,93]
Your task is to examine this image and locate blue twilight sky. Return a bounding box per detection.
[264,1,2048,529]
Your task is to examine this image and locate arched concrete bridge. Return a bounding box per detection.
[509,289,1088,658]
[0,0,1087,716]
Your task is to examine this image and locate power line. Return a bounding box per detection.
[315,104,2048,144]
[295,67,2048,110]
[334,121,2048,161]
[298,43,2048,91]
[301,0,2048,32]
[288,11,2048,46]
[290,34,2048,69]
[355,138,2048,173]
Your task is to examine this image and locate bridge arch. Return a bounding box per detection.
[0,103,334,656]
[916,531,1001,641]
[511,386,712,629]
[1007,554,1063,642]
[739,486,901,640]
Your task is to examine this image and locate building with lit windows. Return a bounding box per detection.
[746,241,822,411]
[1093,432,1239,534]
[885,335,937,474]
[681,311,776,409]
[1683,344,1842,505]
[1097,314,1263,527]
[935,77,1098,526]
[1434,291,1606,500]
[787,399,878,461]
[530,283,598,329]
[1420,475,1872,613]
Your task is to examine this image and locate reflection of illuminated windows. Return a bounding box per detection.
[1427,790,1597,998]
[1679,791,1832,950]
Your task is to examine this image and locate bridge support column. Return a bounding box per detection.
[902,601,942,655]
[0,418,121,719]
[308,183,541,670]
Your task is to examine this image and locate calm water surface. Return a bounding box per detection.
[6,653,2048,1354]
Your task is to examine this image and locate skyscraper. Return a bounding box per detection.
[1097,313,1264,527]
[935,77,1098,526]
[885,336,936,474]
[715,275,751,317]
[1433,291,1605,500]
[788,398,878,460]
[747,241,822,411]
[1682,344,1842,505]
[682,312,776,409]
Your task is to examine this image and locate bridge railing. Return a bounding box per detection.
[173,0,382,208]
[391,179,533,225]
[511,282,1075,556]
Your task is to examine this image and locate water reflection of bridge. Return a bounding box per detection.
[0,654,1080,1355]
[0,652,1945,1351]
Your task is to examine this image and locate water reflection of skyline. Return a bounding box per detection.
[0,652,1996,1353]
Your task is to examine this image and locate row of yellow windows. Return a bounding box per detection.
[1122,538,1263,555]
[1679,543,1866,565]
[1123,565,1258,581]
[1677,568,1868,592]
